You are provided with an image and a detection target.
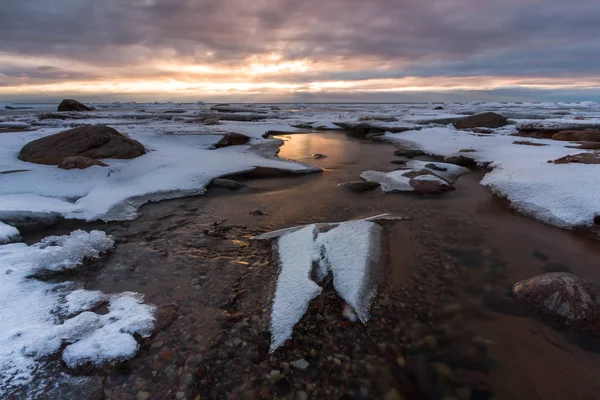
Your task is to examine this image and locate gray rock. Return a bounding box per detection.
[291,359,310,370]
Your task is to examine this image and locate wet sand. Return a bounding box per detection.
[20,131,600,399]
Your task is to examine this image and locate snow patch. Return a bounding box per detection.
[0,230,155,396]
[268,220,383,352]
[0,222,19,244]
[383,127,600,228]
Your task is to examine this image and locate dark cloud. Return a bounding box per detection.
[0,0,599,98]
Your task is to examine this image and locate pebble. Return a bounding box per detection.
[296,390,309,400]
[385,389,404,400]
[176,392,185,400]
[291,359,310,370]
[137,392,151,400]
[333,358,342,366]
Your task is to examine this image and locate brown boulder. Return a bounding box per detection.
[552,130,600,143]
[58,156,108,170]
[512,273,600,335]
[18,125,146,165]
[214,132,250,148]
[57,99,93,112]
[444,154,477,167]
[550,153,600,165]
[404,170,455,194]
[453,112,508,129]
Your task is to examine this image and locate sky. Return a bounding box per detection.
[1,0,599,102]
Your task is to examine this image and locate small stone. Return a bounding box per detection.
[137,392,151,400]
[312,153,327,159]
[151,340,163,348]
[423,335,438,349]
[231,338,242,347]
[249,209,266,216]
[333,358,342,366]
[396,356,406,368]
[385,389,404,400]
[176,392,185,400]
[159,349,174,361]
[291,359,310,370]
[296,390,309,400]
[310,349,318,357]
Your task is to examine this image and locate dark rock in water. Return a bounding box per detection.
[542,262,570,273]
[340,181,381,192]
[214,132,250,148]
[57,99,93,112]
[312,153,327,159]
[434,106,444,110]
[453,112,508,129]
[390,159,408,165]
[532,250,549,262]
[444,154,477,167]
[512,273,600,335]
[211,178,246,190]
[58,156,108,170]
[550,153,600,165]
[459,148,477,153]
[552,130,600,143]
[155,303,180,331]
[394,149,425,157]
[595,215,600,225]
[18,125,146,165]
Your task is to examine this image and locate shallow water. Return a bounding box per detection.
[20,131,600,399]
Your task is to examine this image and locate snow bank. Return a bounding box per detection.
[0,230,155,396]
[384,127,600,228]
[269,220,382,352]
[0,222,19,244]
[0,128,319,222]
